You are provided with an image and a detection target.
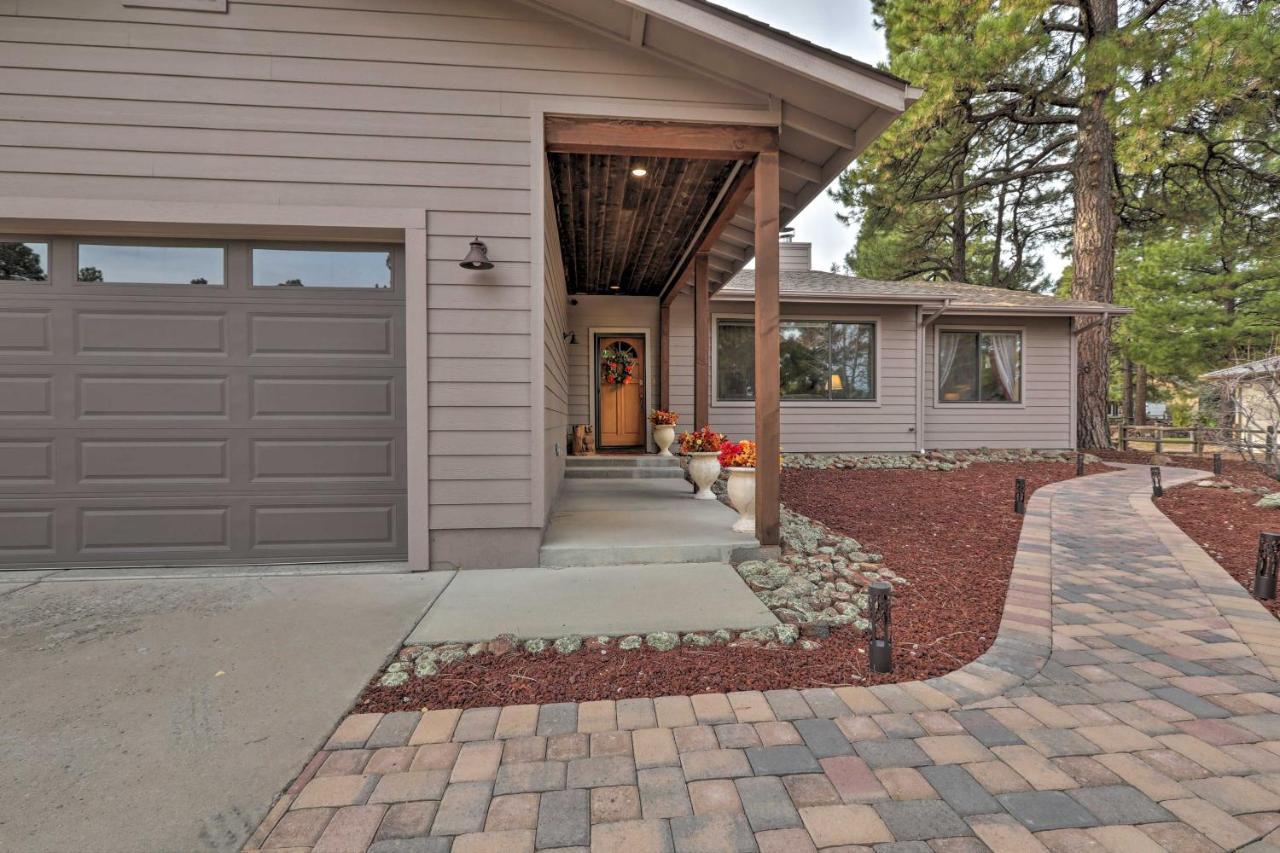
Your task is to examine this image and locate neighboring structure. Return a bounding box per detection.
[0,0,1127,572]
[1202,356,1280,434]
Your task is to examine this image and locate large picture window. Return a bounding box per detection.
[938,330,1022,403]
[716,319,876,402]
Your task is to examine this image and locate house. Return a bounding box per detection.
[0,0,1128,572]
[1202,356,1280,434]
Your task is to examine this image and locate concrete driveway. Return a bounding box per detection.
[0,568,453,853]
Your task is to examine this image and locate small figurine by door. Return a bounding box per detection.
[597,335,645,448]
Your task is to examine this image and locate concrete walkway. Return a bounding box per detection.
[248,465,1280,852]
[0,569,452,853]
[540,479,759,567]
[408,562,777,644]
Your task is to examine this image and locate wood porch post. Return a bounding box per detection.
[660,303,671,411]
[753,151,781,546]
[694,252,711,428]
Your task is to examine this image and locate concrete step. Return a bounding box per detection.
[566,455,681,468]
[565,466,686,479]
[539,539,749,567]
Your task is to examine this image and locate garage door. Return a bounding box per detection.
[0,237,407,568]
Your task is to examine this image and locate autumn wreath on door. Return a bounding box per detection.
[600,343,637,385]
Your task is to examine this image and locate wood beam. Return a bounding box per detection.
[663,165,755,304]
[660,303,670,410]
[753,150,781,547]
[780,152,822,183]
[781,103,858,150]
[546,117,778,160]
[629,9,646,46]
[694,252,711,428]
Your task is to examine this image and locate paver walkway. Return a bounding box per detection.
[245,466,1280,852]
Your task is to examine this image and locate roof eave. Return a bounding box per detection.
[715,289,1132,315]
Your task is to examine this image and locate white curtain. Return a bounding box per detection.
[938,333,961,390]
[989,333,1021,401]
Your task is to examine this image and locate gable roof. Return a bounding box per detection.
[1202,355,1280,381]
[717,269,1131,316]
[520,0,920,291]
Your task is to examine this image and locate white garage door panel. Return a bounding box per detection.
[0,236,408,568]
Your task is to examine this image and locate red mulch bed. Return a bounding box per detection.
[1151,477,1280,622]
[356,461,1113,711]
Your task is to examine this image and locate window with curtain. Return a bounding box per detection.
[715,319,875,402]
[938,330,1022,403]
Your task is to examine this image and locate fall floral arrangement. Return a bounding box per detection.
[649,409,679,426]
[600,345,636,385]
[678,425,724,454]
[718,439,757,468]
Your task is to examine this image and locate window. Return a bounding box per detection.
[77,243,224,285]
[252,248,393,289]
[716,319,876,402]
[938,330,1022,403]
[0,241,49,281]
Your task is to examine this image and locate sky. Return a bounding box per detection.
[718,0,1069,281]
[720,0,887,272]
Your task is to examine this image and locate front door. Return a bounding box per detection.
[597,335,646,448]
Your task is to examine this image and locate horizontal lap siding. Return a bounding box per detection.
[543,187,570,520]
[0,0,765,532]
[672,298,918,452]
[924,315,1072,449]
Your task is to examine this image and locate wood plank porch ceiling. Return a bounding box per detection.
[548,152,737,297]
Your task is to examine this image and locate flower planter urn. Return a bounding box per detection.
[725,467,756,533]
[687,452,721,500]
[654,424,676,457]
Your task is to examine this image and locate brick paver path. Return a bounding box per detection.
[246,467,1280,852]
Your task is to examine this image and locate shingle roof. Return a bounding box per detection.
[719,269,1130,315]
[1201,355,1280,381]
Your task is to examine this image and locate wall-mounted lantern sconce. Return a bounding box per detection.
[563,331,577,345]
[459,237,493,270]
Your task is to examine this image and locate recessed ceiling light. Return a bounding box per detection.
[609,284,621,290]
[631,166,648,177]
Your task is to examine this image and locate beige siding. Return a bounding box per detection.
[671,298,919,452]
[0,0,766,552]
[924,315,1073,449]
[543,185,570,519]
[566,296,661,445]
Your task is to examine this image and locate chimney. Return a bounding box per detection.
[779,230,812,272]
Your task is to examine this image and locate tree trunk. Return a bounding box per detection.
[951,161,967,282]
[1071,0,1119,448]
[1134,364,1148,426]
[1122,358,1134,424]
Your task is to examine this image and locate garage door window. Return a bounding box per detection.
[0,241,50,282]
[252,248,393,290]
[77,243,225,285]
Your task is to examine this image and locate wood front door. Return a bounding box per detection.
[597,335,646,448]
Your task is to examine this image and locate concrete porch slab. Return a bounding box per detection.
[407,561,778,644]
[540,479,759,567]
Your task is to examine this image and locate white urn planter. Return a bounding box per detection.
[725,467,756,533]
[687,452,721,500]
[653,424,676,457]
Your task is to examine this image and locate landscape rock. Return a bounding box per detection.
[523,638,548,654]
[618,635,643,651]
[645,631,680,651]
[553,635,583,654]
[1256,492,1280,509]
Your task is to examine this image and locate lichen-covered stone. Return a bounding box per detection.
[414,657,439,677]
[739,626,775,642]
[774,625,799,645]
[618,635,643,651]
[467,642,487,656]
[379,669,410,687]
[1256,492,1280,509]
[553,635,583,654]
[711,629,733,645]
[645,631,680,651]
[523,638,548,654]
[437,647,468,665]
[681,632,712,647]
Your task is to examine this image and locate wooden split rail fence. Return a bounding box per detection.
[1115,424,1278,464]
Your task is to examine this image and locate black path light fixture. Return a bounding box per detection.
[1213,452,1223,476]
[1076,452,1085,477]
[1014,477,1027,515]
[868,581,893,673]
[1151,465,1163,498]
[459,237,494,270]
[1256,532,1279,601]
